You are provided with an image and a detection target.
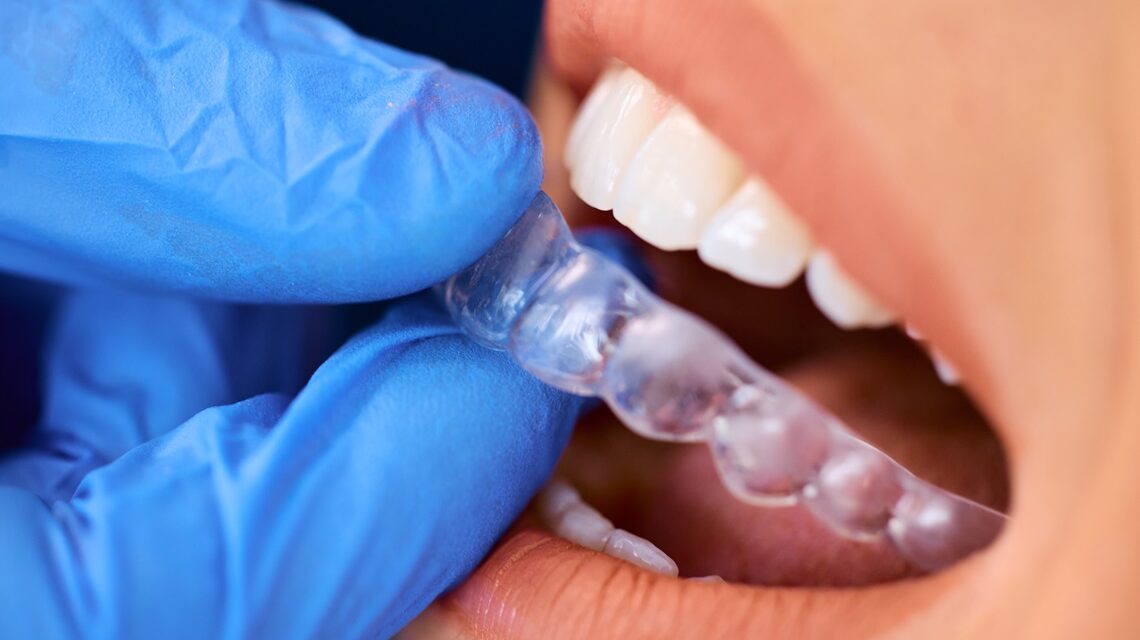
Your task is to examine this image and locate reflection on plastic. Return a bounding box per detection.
[441,192,1006,572]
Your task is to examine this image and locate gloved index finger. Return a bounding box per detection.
[0,294,586,639]
[0,0,541,302]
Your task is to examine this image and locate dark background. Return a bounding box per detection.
[309,0,542,98]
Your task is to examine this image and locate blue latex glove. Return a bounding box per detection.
[0,0,540,301]
[0,0,624,637]
[1,291,588,638]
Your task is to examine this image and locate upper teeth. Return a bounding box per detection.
[698,178,814,288]
[614,103,745,249]
[568,67,669,212]
[564,66,896,330]
[805,252,894,330]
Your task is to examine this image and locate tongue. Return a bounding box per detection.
[632,444,917,586]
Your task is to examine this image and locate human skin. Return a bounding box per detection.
[410,1,1140,637]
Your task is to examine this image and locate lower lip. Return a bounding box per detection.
[439,448,923,638]
[439,525,975,639]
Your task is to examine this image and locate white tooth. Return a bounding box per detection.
[603,529,680,576]
[537,483,680,577]
[613,105,744,250]
[689,575,726,584]
[806,252,895,329]
[569,68,666,211]
[564,65,623,171]
[535,479,582,523]
[901,325,960,384]
[697,178,814,287]
[554,502,615,551]
[931,349,961,385]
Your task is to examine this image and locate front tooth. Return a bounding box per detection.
[536,480,614,550]
[554,502,615,551]
[603,529,680,576]
[535,479,582,523]
[569,68,666,211]
[806,252,895,329]
[564,65,623,170]
[613,105,745,250]
[697,178,814,287]
[535,482,680,575]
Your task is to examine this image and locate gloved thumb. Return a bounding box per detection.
[0,293,583,639]
[0,0,541,302]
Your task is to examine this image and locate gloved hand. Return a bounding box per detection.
[1,291,587,639]
[0,1,612,637]
[0,0,540,301]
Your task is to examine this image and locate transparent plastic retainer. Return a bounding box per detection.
[440,192,1006,572]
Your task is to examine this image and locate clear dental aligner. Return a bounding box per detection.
[440,192,1006,572]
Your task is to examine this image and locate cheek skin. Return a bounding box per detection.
[542,0,1140,635]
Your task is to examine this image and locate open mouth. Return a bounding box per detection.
[402,66,1011,638]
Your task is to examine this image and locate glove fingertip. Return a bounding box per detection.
[382,71,544,291]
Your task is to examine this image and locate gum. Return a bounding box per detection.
[440,192,1006,572]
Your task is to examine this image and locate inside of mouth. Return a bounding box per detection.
[443,193,1011,587]
[558,246,1009,586]
[566,395,1007,587]
[553,309,1010,586]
